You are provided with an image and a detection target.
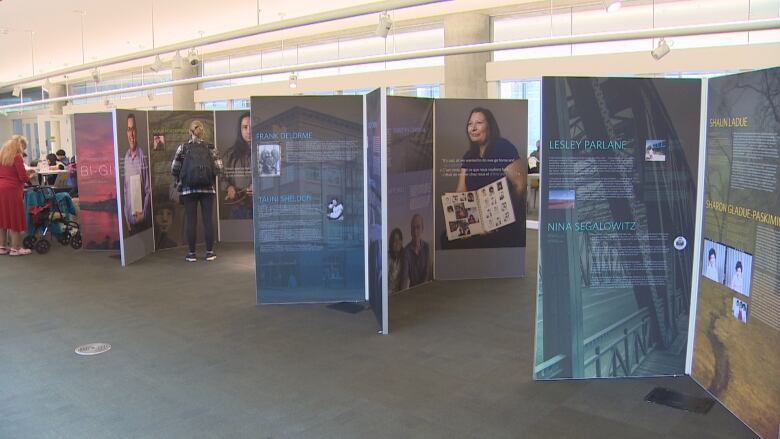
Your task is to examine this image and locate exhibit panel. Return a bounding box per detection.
[251,96,366,304]
[386,95,434,294]
[433,99,528,280]
[147,110,216,250]
[366,88,388,333]
[534,77,701,379]
[691,67,780,439]
[113,109,154,266]
[215,110,253,242]
[73,112,119,251]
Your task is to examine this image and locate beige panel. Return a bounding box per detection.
[193,66,444,102]
[486,43,780,79]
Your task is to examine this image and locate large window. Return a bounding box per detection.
[233,99,250,109]
[499,80,540,155]
[201,100,229,110]
[388,84,440,98]
[493,0,780,62]
[199,26,444,89]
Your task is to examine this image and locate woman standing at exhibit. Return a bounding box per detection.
[171,120,224,262]
[0,135,34,256]
[388,228,408,293]
[455,107,527,247]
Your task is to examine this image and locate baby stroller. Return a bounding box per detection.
[24,186,82,254]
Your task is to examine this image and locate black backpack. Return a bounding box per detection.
[180,141,215,189]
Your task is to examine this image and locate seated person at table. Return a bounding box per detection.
[55,149,70,166]
[43,153,65,185]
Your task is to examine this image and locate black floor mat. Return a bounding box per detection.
[326,302,367,314]
[645,387,715,414]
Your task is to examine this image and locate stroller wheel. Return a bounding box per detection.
[23,236,37,249]
[35,239,50,254]
[58,233,71,245]
[70,233,83,250]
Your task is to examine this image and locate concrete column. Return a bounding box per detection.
[172,63,199,110]
[443,12,491,99]
[47,84,67,116]
[47,84,67,154]
[0,114,11,142]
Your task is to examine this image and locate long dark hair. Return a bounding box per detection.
[226,112,251,166]
[232,112,250,149]
[389,228,403,258]
[466,107,501,157]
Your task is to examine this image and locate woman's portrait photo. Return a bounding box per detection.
[725,246,752,297]
[434,100,527,259]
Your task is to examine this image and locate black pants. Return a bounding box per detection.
[182,192,214,253]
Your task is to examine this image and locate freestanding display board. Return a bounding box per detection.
[114,110,154,266]
[251,96,365,304]
[535,77,701,379]
[433,99,528,280]
[386,96,434,294]
[74,112,120,251]
[215,110,253,242]
[366,89,387,332]
[147,111,215,250]
[692,67,780,439]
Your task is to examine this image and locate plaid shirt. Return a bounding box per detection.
[171,141,224,196]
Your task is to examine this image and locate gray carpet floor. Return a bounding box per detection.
[0,230,757,438]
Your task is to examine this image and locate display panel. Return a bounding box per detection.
[74,113,119,251]
[433,99,527,280]
[215,110,253,242]
[387,96,434,294]
[535,77,701,379]
[251,96,365,304]
[114,110,154,265]
[147,111,215,250]
[692,67,780,439]
[366,89,386,331]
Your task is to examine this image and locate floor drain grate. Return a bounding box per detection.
[75,343,111,356]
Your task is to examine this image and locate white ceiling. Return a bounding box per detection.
[0,0,575,84]
[0,0,378,81]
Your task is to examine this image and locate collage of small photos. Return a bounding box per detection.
[442,176,515,241]
[702,238,753,324]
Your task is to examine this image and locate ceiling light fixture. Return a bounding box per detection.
[288,72,298,89]
[651,38,671,60]
[149,54,164,72]
[172,50,184,70]
[187,48,200,66]
[604,1,622,13]
[376,11,393,38]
